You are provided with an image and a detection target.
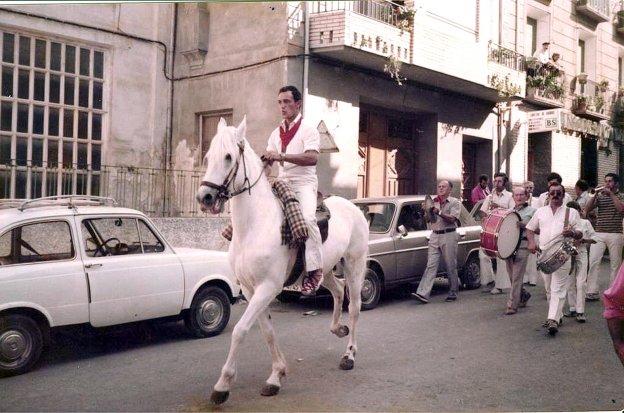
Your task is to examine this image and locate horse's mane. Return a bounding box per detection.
[205,125,262,170]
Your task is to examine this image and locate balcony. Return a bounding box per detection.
[571,77,614,121]
[524,66,567,108]
[309,1,411,64]
[486,42,526,98]
[575,0,610,23]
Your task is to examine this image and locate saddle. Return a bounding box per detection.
[283,197,331,288]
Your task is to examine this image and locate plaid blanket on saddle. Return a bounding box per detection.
[221,179,308,248]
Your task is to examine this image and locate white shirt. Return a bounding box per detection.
[536,191,573,208]
[526,205,580,249]
[480,189,514,213]
[266,113,320,184]
[528,196,539,207]
[574,218,598,252]
[533,48,550,64]
[576,191,590,210]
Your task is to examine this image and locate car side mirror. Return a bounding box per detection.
[397,225,408,237]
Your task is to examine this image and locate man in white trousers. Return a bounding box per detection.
[264,85,323,296]
[527,183,583,336]
[479,172,513,294]
[584,173,624,301]
[523,180,539,286]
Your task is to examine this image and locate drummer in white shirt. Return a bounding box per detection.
[479,172,514,294]
[526,183,584,336]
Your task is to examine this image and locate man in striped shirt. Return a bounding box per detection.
[585,173,624,301]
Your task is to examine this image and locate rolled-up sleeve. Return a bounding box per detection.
[303,126,320,153]
[449,199,461,219]
[526,212,539,232]
[266,130,279,152]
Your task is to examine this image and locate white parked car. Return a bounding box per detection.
[0,196,239,377]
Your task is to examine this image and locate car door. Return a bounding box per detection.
[80,216,185,327]
[0,219,88,326]
[393,202,430,281]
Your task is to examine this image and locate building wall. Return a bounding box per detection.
[0,4,174,169]
[551,131,582,189]
[598,145,620,181]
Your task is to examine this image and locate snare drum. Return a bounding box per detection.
[480,208,521,259]
[536,241,577,274]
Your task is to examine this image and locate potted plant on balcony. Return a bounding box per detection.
[396,8,415,34]
[545,75,564,99]
[594,94,605,113]
[575,95,588,112]
[599,79,610,92]
[577,72,588,84]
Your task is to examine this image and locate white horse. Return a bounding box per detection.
[196,117,369,405]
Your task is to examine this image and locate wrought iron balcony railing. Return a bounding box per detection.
[310,0,409,28]
[488,41,526,72]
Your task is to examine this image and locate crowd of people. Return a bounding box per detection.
[414,169,624,364]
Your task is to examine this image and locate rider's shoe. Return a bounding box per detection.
[301,270,324,296]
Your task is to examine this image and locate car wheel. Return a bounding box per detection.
[185,286,231,338]
[460,253,481,290]
[360,268,382,311]
[276,291,300,303]
[0,314,44,377]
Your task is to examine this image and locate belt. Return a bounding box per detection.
[433,228,456,235]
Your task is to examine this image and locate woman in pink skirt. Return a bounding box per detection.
[604,263,624,367]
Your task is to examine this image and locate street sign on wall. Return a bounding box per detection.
[527,109,560,133]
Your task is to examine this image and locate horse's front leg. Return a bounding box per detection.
[257,309,288,397]
[322,271,349,338]
[211,282,280,405]
[340,255,366,370]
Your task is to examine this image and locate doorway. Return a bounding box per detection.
[462,135,492,208]
[581,138,598,187]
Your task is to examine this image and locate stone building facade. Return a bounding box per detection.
[2,1,624,215]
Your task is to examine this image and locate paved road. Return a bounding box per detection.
[1,263,623,412]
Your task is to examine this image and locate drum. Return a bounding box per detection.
[480,208,521,259]
[536,241,577,274]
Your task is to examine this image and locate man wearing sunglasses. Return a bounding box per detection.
[526,183,583,336]
[585,173,624,301]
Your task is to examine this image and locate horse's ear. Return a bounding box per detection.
[217,117,228,131]
[236,116,247,141]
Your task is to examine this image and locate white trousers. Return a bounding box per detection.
[479,249,511,289]
[567,249,589,314]
[587,232,624,294]
[524,234,539,284]
[416,232,460,298]
[546,261,572,321]
[288,179,323,273]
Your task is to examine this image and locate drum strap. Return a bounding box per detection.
[564,207,570,228]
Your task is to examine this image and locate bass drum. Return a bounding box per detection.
[480,208,521,259]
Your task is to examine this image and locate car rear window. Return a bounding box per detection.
[0,220,75,265]
[355,202,396,233]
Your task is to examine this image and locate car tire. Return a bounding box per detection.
[460,253,481,290]
[276,291,301,303]
[185,286,231,338]
[360,268,382,311]
[0,314,44,377]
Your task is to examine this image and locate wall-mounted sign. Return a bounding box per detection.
[527,109,560,133]
[527,108,611,140]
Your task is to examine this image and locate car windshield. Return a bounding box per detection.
[355,202,396,233]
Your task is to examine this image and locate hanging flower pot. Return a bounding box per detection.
[575,95,588,112]
[577,72,588,84]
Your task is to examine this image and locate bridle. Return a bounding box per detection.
[200,140,266,201]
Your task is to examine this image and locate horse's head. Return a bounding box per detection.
[196,116,248,214]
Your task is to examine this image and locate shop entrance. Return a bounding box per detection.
[581,138,598,187]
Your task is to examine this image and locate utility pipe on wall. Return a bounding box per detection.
[303,1,310,117]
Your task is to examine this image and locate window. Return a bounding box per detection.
[138,219,165,253]
[0,221,74,265]
[81,217,165,257]
[356,202,396,233]
[81,218,142,257]
[0,30,105,199]
[199,110,233,161]
[578,39,586,94]
[526,17,537,56]
[396,203,426,232]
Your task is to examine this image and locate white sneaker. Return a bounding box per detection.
[490,287,503,295]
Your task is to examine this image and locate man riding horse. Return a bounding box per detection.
[263,85,324,296]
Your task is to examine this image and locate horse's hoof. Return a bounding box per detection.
[260,384,281,397]
[339,356,354,370]
[337,325,349,338]
[210,390,230,405]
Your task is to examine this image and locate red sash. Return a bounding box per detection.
[280,118,302,152]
